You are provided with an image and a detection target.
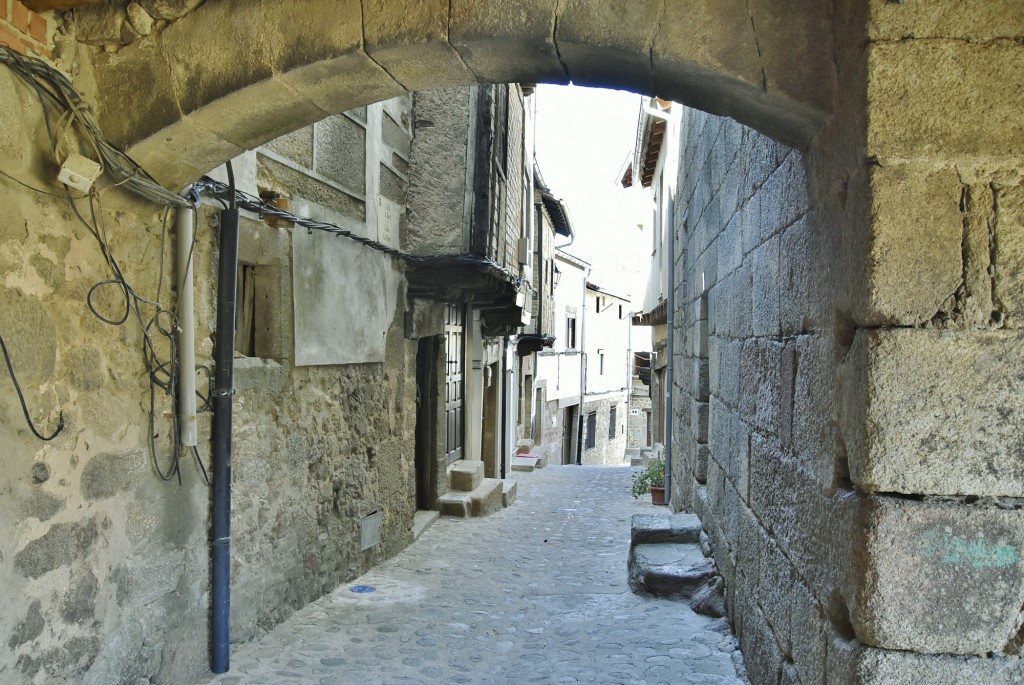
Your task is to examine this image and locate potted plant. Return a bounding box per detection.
[631,457,666,505]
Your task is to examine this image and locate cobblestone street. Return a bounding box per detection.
[198,465,746,685]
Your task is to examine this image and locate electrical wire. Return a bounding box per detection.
[0,333,64,441]
[192,177,531,291]
[0,48,205,483]
[0,45,189,209]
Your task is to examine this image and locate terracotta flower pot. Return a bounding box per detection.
[650,486,666,506]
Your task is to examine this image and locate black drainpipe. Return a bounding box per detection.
[211,162,239,674]
[664,194,675,505]
[500,336,508,479]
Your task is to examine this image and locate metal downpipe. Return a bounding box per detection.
[664,196,675,505]
[211,164,239,674]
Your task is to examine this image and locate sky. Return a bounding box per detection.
[533,84,652,305]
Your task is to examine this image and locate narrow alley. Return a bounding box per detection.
[197,466,745,685]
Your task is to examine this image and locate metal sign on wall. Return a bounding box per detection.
[292,228,399,366]
[377,197,402,249]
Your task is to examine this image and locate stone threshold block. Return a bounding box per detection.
[631,513,703,545]
[844,328,1024,497]
[511,456,538,472]
[627,513,726,618]
[501,480,517,508]
[449,460,484,492]
[511,453,547,472]
[438,478,504,518]
[412,510,439,540]
[628,542,716,599]
[851,495,1024,655]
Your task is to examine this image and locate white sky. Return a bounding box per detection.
[533,84,652,305]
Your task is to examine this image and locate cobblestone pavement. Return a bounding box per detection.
[198,465,747,685]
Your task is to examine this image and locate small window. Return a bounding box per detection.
[599,352,605,375]
[235,263,258,357]
[234,263,281,359]
[566,314,577,349]
[585,412,597,450]
[609,406,617,439]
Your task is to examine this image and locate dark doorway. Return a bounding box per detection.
[562,406,577,465]
[415,335,440,511]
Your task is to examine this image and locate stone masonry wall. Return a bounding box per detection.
[672,3,1024,684]
[579,396,627,467]
[0,72,419,684]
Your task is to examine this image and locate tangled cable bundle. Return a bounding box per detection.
[0,46,208,482]
[0,45,190,208]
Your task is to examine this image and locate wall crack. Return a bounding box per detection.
[744,0,768,93]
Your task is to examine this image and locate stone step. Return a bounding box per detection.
[437,478,505,518]
[630,513,703,545]
[412,510,439,540]
[471,478,504,517]
[437,492,471,517]
[511,456,538,472]
[449,460,484,492]
[501,480,518,507]
[628,542,717,599]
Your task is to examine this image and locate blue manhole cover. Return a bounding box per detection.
[349,585,376,593]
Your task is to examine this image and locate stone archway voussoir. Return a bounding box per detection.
[450,0,569,85]
[127,116,246,190]
[652,57,819,149]
[278,54,408,119]
[363,0,479,91]
[554,0,664,94]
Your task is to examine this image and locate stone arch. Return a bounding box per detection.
[87,0,834,188]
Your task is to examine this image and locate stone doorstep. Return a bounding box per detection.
[470,478,504,517]
[412,510,439,540]
[437,478,506,518]
[501,480,517,507]
[628,542,718,599]
[437,492,471,518]
[631,513,703,546]
[511,456,538,472]
[449,460,484,492]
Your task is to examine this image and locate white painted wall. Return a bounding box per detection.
[584,288,631,395]
[535,252,588,403]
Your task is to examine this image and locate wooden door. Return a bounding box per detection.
[444,304,465,464]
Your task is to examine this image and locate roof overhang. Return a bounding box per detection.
[632,300,668,326]
[405,255,527,336]
[534,162,574,239]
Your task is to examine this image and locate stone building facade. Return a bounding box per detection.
[579,283,631,466]
[0,40,533,685]
[667,16,1024,685]
[0,73,425,681]
[405,83,539,491]
[534,250,588,466]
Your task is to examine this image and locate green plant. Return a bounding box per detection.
[631,457,666,498]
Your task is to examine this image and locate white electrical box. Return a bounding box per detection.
[518,237,531,266]
[58,154,102,193]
